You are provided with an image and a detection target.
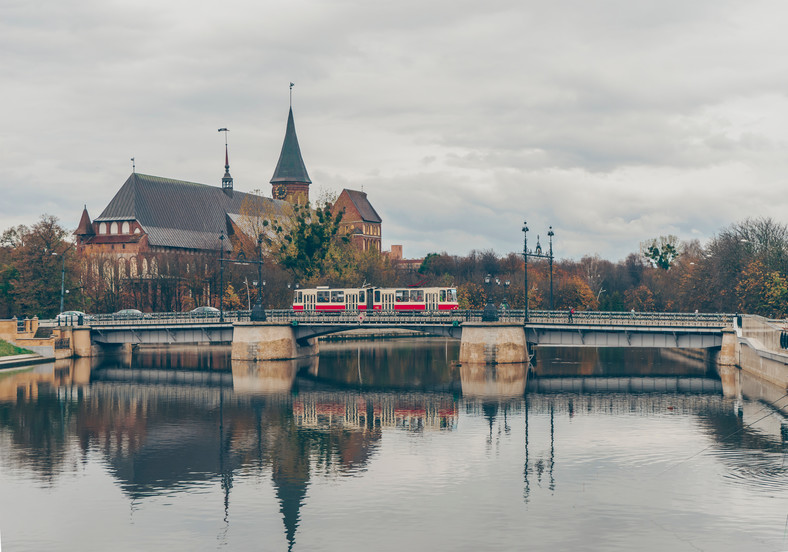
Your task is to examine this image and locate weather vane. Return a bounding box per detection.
[218,128,229,146]
[131,157,135,173]
[290,82,294,107]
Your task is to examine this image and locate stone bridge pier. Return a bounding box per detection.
[61,327,131,358]
[232,322,318,361]
[458,323,528,364]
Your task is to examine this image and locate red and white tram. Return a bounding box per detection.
[293,286,459,312]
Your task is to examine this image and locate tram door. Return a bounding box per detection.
[347,292,358,310]
[426,291,438,311]
[362,289,376,310]
[382,291,394,311]
[305,292,315,311]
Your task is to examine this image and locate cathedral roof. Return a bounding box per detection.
[95,173,280,251]
[270,108,311,185]
[343,189,382,223]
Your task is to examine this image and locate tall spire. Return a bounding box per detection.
[270,90,311,203]
[218,128,233,192]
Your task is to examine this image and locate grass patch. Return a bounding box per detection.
[0,340,34,357]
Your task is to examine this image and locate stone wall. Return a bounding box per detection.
[737,315,788,389]
[459,323,528,364]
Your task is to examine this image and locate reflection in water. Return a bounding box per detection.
[460,363,527,398]
[0,341,786,551]
[313,337,460,391]
[231,357,313,395]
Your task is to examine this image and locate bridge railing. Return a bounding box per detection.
[51,309,734,328]
[519,310,733,327]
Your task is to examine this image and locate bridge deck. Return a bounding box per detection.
[47,310,733,349]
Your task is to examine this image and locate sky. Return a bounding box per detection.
[2,0,788,262]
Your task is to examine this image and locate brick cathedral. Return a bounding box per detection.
[75,103,383,266]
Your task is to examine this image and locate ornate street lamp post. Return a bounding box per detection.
[522,222,555,323]
[219,232,267,323]
[250,234,267,322]
[482,273,498,322]
[53,242,75,314]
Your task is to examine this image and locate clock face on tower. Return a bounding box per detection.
[276,185,287,199]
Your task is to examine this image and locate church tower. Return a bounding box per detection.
[270,85,311,204]
[219,128,233,195]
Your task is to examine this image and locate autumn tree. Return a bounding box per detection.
[0,215,75,318]
[553,275,598,310]
[624,284,655,311]
[735,260,788,318]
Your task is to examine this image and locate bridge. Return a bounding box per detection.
[46,309,735,366]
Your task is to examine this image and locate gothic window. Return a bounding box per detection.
[122,221,130,234]
[130,258,138,278]
[110,222,118,234]
[142,258,148,277]
[102,261,113,281]
[99,222,107,235]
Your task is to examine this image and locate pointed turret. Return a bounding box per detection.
[270,107,311,204]
[75,205,95,236]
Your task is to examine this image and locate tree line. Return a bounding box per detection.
[1,212,787,319]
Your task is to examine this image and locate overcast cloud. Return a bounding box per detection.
[2,0,787,261]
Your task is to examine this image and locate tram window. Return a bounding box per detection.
[410,289,423,302]
[297,291,302,302]
[440,290,446,302]
[331,290,344,303]
[317,291,330,303]
[396,290,408,302]
[359,290,365,302]
[449,289,457,302]
[375,290,381,302]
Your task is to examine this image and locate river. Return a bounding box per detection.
[0,338,786,551]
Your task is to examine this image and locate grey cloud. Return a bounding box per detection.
[2,0,788,263]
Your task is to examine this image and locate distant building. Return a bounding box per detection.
[331,189,382,252]
[75,173,275,260]
[387,245,423,271]
[76,103,383,268]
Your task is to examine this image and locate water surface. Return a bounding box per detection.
[1,340,786,551]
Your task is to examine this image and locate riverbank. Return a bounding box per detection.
[0,339,52,370]
[0,353,53,370]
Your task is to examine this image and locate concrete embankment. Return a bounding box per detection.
[737,316,788,390]
[0,353,54,370]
